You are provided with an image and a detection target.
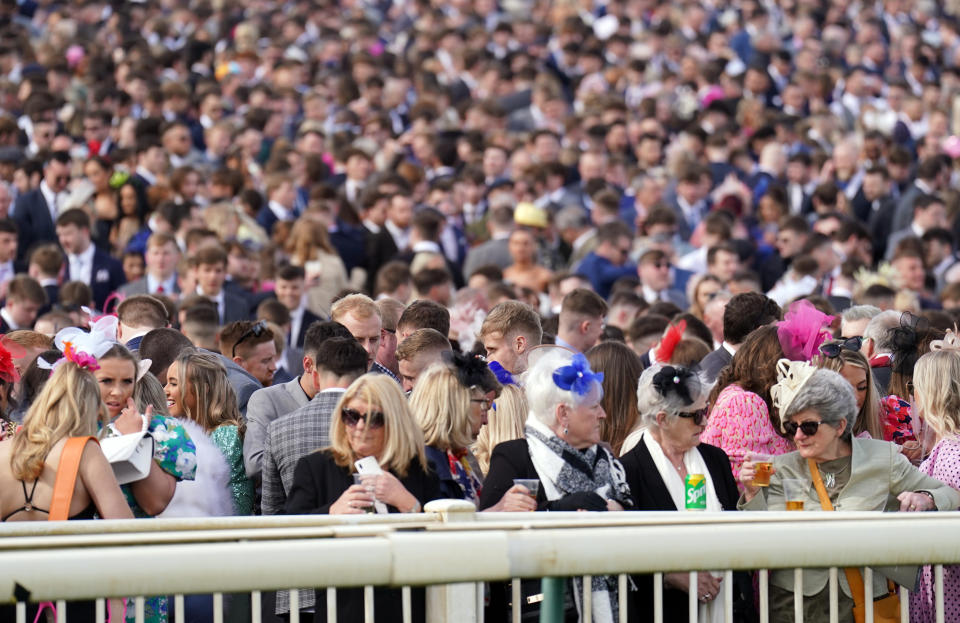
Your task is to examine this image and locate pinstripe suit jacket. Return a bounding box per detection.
[262,388,344,614]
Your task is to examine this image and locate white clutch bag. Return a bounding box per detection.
[100,432,154,485]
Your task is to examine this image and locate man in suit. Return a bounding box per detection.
[255,172,298,236]
[885,194,947,260]
[698,292,781,381]
[243,321,352,479]
[665,167,709,242]
[26,242,61,314]
[555,288,607,353]
[56,209,125,311]
[118,232,181,298]
[891,156,949,234]
[131,135,167,211]
[462,203,515,278]
[191,245,250,325]
[273,264,324,375]
[14,150,70,262]
[637,249,688,308]
[260,338,367,618]
[365,193,412,293]
[555,206,597,269]
[220,320,278,388]
[116,295,169,352]
[0,275,46,332]
[330,293,382,371]
[573,222,636,300]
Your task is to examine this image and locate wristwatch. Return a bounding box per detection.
[407,500,422,513]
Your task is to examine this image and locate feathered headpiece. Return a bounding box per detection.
[930,327,960,352]
[488,361,516,386]
[444,351,500,393]
[777,300,834,362]
[41,315,119,373]
[552,353,604,398]
[0,337,21,384]
[770,358,818,425]
[889,311,932,376]
[650,364,699,406]
[654,319,686,363]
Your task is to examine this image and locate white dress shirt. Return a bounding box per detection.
[39,180,62,222]
[68,244,96,286]
[147,273,177,295]
[0,307,19,330]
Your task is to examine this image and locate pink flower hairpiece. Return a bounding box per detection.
[63,341,100,371]
[777,300,835,362]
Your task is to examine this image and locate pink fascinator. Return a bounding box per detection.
[777,300,835,362]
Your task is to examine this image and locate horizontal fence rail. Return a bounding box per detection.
[2,504,959,622]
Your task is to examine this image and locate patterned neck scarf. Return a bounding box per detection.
[447,449,482,504]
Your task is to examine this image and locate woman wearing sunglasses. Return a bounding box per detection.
[740,361,958,622]
[620,364,744,622]
[812,337,884,440]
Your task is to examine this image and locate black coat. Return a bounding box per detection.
[619,439,752,623]
[285,450,442,623]
[13,189,56,262]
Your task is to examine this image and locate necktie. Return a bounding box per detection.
[156,284,165,294]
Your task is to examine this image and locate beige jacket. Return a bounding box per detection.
[740,437,960,598]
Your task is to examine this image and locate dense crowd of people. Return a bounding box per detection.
[3,0,960,620]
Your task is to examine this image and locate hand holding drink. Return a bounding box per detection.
[749,453,774,487]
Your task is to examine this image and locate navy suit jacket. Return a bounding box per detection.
[13,189,56,262]
[572,252,636,300]
[70,247,125,311]
[295,309,324,349]
[256,206,280,235]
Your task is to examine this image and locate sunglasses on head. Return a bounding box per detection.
[677,408,708,425]
[783,420,824,437]
[341,408,384,429]
[819,336,863,358]
[232,320,268,357]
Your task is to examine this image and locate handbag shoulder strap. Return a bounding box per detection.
[807,458,868,609]
[49,436,98,521]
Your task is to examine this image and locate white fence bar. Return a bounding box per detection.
[653,572,663,623]
[828,567,838,623]
[793,568,803,623]
[900,586,909,622]
[936,564,945,623]
[864,567,874,623]
[758,569,768,623]
[688,571,697,623]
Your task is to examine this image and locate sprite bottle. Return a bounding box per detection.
[685,473,706,511]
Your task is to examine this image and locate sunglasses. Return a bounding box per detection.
[783,420,824,437]
[677,408,708,425]
[341,408,384,429]
[471,397,491,409]
[819,337,863,358]
[232,320,268,357]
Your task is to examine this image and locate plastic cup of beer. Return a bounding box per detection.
[750,453,774,487]
[352,474,377,513]
[513,478,540,501]
[782,478,807,511]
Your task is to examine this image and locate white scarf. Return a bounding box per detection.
[641,433,725,623]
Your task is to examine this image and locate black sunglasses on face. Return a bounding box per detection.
[232,320,268,357]
[341,408,384,429]
[783,420,824,437]
[677,408,708,425]
[819,336,863,358]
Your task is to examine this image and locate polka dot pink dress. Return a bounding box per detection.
[910,437,960,622]
[701,384,795,489]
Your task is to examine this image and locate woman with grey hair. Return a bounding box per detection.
[620,364,742,622]
[740,360,960,623]
[480,347,633,623]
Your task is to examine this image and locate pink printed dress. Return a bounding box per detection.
[910,437,960,623]
[701,384,795,488]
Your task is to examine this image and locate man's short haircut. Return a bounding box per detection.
[395,328,452,361]
[479,300,543,344]
[181,304,219,344]
[256,298,292,326]
[863,310,904,353]
[189,245,228,268]
[706,241,739,266]
[276,264,306,282]
[146,231,179,250]
[841,304,881,324]
[596,221,632,245]
[303,321,353,360]
[57,281,92,309]
[469,264,504,282]
[316,336,370,377]
[779,215,810,234]
[117,295,169,330]
[374,261,412,297]
[560,288,608,318]
[913,194,943,214]
[722,292,782,345]
[397,299,451,336]
[7,275,47,306]
[859,284,897,308]
[3,329,52,350]
[28,243,63,276]
[376,298,405,333]
[220,320,276,359]
[941,282,960,303]
[54,208,91,230]
[638,248,668,266]
[922,227,954,247]
[139,328,196,378]
[330,293,381,323]
[412,267,452,294]
[627,313,671,343]
[0,218,16,235]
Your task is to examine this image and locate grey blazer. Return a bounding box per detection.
[117,277,181,298]
[741,438,959,597]
[262,388,345,615]
[242,378,310,478]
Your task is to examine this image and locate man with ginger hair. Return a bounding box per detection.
[478,300,542,375]
[330,293,382,371]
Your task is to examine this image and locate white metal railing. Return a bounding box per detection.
[2,502,959,623]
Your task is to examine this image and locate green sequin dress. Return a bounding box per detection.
[212,425,254,516]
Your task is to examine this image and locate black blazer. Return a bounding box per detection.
[696,346,733,382]
[619,440,743,623]
[295,309,324,349]
[285,450,442,623]
[479,439,548,510]
[13,189,56,262]
[365,228,399,293]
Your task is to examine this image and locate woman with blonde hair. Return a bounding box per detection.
[910,345,960,621]
[164,350,253,516]
[812,338,883,439]
[411,352,502,503]
[286,374,441,623]
[472,363,528,474]
[284,217,349,310]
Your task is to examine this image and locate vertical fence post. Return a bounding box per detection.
[424,500,481,623]
[540,578,566,623]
